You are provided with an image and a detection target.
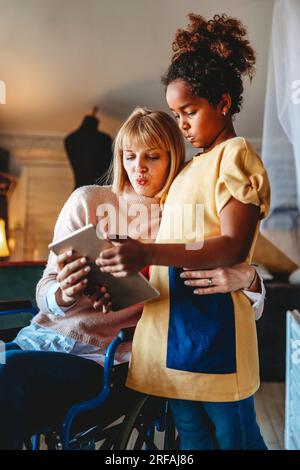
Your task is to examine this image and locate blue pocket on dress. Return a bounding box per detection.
[166,267,236,374]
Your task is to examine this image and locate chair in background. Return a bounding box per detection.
[0,261,46,342]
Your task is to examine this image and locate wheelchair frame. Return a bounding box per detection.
[0,302,177,450]
[30,327,177,450]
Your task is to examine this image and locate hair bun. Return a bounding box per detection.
[172,13,255,79]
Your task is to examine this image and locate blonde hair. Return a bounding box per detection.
[109,107,185,203]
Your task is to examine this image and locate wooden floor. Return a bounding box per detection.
[255,382,285,450]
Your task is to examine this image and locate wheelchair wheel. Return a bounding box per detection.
[70,395,177,450]
[113,396,177,450]
[73,393,153,450]
[28,370,178,450]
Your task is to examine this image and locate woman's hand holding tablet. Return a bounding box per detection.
[49,224,160,311]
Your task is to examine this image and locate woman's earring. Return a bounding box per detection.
[222,111,227,116]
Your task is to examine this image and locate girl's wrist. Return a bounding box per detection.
[145,243,156,267]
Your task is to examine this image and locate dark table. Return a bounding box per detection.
[256,275,300,382]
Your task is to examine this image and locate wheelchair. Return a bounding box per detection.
[26,327,177,450]
[0,266,178,451]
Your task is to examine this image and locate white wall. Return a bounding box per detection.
[0,0,274,139]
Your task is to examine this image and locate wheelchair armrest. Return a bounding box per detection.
[102,327,135,389]
[117,327,136,342]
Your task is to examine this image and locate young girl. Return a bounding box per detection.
[98,14,270,450]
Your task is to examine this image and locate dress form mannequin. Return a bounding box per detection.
[64,107,112,189]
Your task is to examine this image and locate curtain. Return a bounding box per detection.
[261,0,300,264]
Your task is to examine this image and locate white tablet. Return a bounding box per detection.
[49,224,160,311]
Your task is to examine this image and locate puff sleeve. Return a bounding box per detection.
[215,139,270,219]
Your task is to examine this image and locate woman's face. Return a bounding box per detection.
[123,142,170,197]
[166,79,225,149]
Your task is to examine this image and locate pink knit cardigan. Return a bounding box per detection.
[34,185,161,350]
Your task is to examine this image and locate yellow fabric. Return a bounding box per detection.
[215,138,270,219]
[126,137,271,402]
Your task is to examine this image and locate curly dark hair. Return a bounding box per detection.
[162,13,256,115]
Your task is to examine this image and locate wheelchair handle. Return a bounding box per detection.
[117,327,135,342]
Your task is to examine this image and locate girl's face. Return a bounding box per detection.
[123,143,170,197]
[166,80,225,149]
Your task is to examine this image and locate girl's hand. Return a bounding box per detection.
[87,286,112,314]
[56,250,91,306]
[95,237,149,277]
[180,263,258,295]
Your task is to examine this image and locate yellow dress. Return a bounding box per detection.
[126,137,270,402]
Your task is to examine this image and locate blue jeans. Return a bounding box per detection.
[0,342,106,449]
[169,396,267,450]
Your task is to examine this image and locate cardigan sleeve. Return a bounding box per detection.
[35,187,91,314]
